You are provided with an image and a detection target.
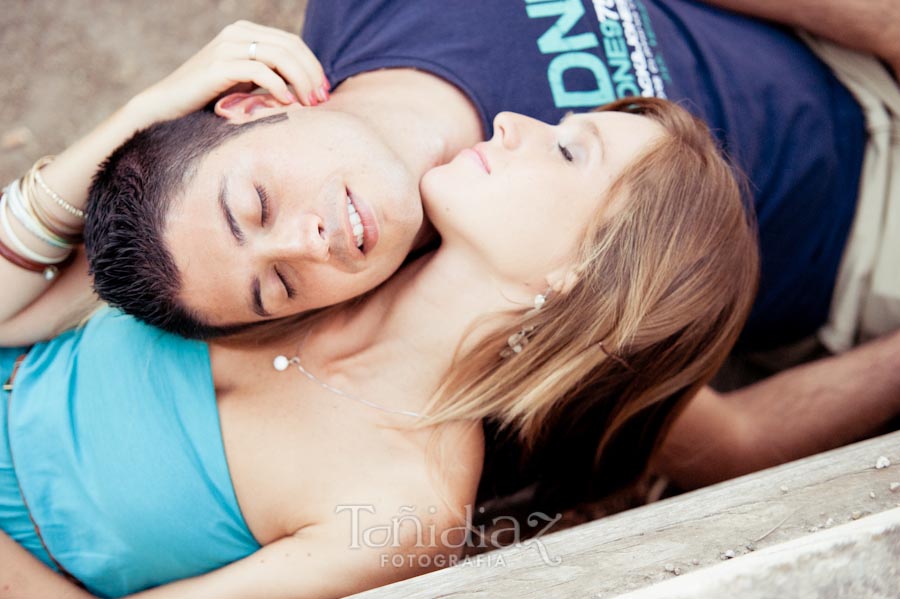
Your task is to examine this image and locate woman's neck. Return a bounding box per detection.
[377,249,518,360]
[288,246,529,416]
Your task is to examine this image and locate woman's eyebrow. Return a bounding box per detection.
[561,112,606,161]
[219,175,245,245]
[582,118,606,161]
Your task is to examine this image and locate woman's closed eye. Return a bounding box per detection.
[558,143,574,163]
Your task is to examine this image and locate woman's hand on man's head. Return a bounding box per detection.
[127,20,329,127]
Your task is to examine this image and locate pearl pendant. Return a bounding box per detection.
[273,355,290,371]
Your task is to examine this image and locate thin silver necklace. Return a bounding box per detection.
[272,336,423,419]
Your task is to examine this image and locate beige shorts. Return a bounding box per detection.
[799,33,900,353]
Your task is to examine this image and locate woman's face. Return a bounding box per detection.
[420,110,665,284]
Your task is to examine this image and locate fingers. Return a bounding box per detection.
[213,60,297,104]
[215,21,328,107]
[226,40,326,106]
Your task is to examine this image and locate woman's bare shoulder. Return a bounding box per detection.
[326,418,484,528]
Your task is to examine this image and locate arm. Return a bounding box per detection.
[130,525,448,599]
[0,21,326,346]
[0,531,93,599]
[700,0,900,78]
[655,329,900,489]
[1,508,461,599]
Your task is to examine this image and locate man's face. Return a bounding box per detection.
[164,106,422,327]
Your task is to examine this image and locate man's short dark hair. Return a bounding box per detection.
[84,109,287,339]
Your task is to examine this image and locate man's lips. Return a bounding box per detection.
[348,189,379,254]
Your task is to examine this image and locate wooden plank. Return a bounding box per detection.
[613,506,900,599]
[346,430,900,598]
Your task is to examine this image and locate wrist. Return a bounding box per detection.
[119,90,170,132]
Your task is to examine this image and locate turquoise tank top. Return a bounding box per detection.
[0,308,260,597]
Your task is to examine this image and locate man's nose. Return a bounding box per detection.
[267,212,329,263]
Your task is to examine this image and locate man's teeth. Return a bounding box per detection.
[347,198,364,249]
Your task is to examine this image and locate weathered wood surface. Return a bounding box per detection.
[615,506,900,599]
[347,430,900,599]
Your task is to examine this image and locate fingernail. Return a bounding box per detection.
[307,92,318,106]
[316,86,328,103]
[285,91,298,104]
[323,77,331,91]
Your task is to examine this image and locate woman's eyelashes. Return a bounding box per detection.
[558,143,575,163]
[256,184,270,226]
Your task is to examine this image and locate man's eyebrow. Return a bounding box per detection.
[251,277,270,318]
[219,175,245,245]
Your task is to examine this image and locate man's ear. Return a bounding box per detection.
[214,92,288,123]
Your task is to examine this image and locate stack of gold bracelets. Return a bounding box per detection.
[0,156,83,281]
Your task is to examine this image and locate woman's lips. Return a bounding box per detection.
[461,146,491,174]
[472,144,491,173]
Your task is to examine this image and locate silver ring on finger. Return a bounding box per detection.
[247,41,259,61]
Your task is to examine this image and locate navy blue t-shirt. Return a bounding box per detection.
[303,0,866,350]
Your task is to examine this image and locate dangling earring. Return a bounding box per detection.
[500,289,550,358]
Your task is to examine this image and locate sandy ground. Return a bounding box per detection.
[0,0,308,185]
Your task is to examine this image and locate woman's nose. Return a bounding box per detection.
[493,112,522,150]
[267,212,329,263]
[493,111,546,150]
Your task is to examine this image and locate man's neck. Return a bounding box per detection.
[326,68,484,180]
